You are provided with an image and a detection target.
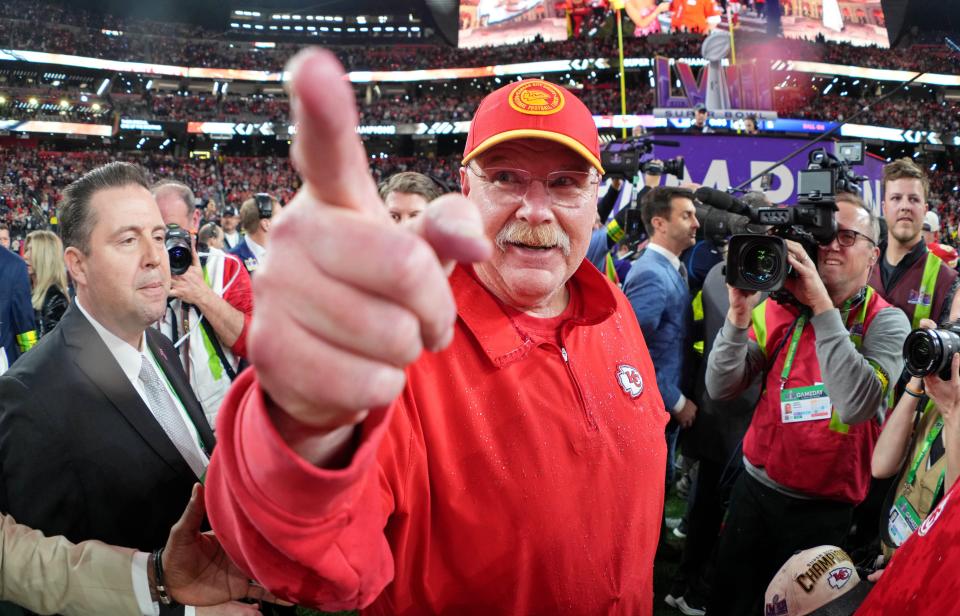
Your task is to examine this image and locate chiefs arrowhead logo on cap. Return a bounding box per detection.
[508,80,565,116]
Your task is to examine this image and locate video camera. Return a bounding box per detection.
[601,137,686,181]
[711,145,866,295]
[600,138,686,245]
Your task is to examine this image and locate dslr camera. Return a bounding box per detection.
[163,223,212,276]
[721,146,866,295]
[903,323,960,381]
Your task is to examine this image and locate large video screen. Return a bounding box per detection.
[458,1,568,49]
[777,0,889,48]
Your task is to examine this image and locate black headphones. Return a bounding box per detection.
[254,193,273,220]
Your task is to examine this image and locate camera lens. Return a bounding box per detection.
[903,328,960,380]
[741,240,782,286]
[168,246,191,275]
[165,225,193,276]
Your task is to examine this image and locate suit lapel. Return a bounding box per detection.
[61,307,193,476]
[146,329,216,454]
[650,250,686,295]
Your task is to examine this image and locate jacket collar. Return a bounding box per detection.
[453,261,617,369]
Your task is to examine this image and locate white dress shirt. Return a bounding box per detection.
[74,300,201,616]
[244,235,266,261]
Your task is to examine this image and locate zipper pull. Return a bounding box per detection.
[561,347,569,362]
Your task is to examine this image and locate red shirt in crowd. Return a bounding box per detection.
[206,262,668,613]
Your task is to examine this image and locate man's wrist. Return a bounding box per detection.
[146,555,159,602]
[811,297,834,316]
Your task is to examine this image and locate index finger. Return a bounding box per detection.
[286,48,384,218]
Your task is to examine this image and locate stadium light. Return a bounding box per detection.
[92,103,101,111]
[59,99,69,107]
[28,97,38,106]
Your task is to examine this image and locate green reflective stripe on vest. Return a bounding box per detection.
[692,290,705,355]
[199,264,224,381]
[751,300,769,357]
[828,287,875,434]
[912,252,943,328]
[692,290,704,321]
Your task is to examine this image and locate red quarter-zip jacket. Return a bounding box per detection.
[206,262,668,615]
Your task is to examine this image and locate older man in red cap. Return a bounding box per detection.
[205,48,667,614]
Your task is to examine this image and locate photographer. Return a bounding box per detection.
[230,194,281,276]
[704,193,910,615]
[872,318,960,559]
[153,181,254,427]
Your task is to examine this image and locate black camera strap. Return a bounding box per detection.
[196,311,241,382]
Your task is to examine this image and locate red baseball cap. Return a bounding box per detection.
[462,79,603,173]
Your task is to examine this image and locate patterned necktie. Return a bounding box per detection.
[678,264,689,288]
[138,355,208,478]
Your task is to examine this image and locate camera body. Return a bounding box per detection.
[723,147,864,295]
[600,138,685,182]
[165,224,193,276]
[903,323,960,381]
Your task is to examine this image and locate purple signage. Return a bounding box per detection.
[652,135,886,213]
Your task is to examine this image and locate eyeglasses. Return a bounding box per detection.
[467,162,599,208]
[835,228,876,247]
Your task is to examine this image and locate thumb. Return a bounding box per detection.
[169,483,205,544]
[411,194,493,272]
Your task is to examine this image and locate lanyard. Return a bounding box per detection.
[905,402,946,494]
[779,295,860,388]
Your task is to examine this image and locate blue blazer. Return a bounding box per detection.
[622,248,692,411]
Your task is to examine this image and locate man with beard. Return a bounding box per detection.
[205,50,668,614]
[868,157,958,329]
[623,187,699,504]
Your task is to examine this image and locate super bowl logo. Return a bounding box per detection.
[508,81,565,116]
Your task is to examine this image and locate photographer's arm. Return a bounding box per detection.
[169,255,247,351]
[704,319,765,401]
[872,375,925,478]
[812,306,910,425]
[705,285,764,401]
[924,355,960,491]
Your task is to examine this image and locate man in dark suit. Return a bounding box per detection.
[622,186,700,511]
[0,162,238,615]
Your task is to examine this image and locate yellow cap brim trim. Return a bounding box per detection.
[463,128,604,174]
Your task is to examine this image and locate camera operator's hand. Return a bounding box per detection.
[726,285,761,329]
[643,160,663,189]
[783,239,832,315]
[248,49,492,460]
[674,397,698,429]
[169,239,215,307]
[924,354,960,427]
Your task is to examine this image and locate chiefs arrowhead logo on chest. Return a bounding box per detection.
[616,364,644,398]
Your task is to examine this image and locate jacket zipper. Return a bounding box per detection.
[560,346,597,431]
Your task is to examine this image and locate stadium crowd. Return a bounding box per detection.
[1,0,959,75]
